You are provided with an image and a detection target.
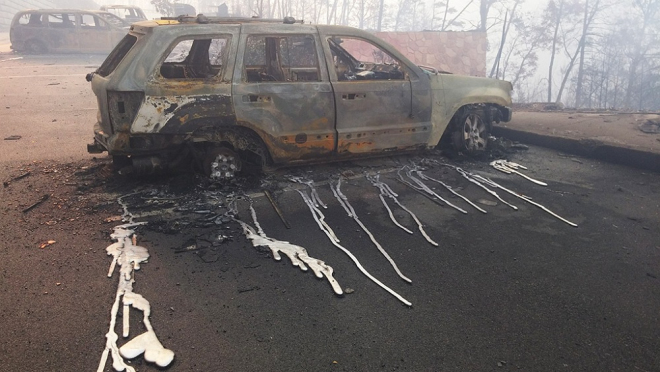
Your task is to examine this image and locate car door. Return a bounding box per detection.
[131,30,239,136]
[319,30,432,154]
[77,13,112,53]
[46,12,78,52]
[232,24,335,164]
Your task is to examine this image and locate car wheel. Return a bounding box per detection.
[25,39,47,54]
[452,110,489,155]
[203,146,242,181]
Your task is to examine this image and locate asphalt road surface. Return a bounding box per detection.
[1,54,659,372]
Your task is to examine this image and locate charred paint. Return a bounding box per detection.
[89,19,513,171]
[160,95,235,134]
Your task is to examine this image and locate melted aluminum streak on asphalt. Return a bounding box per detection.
[490,160,548,186]
[415,170,488,214]
[331,178,412,283]
[366,174,413,234]
[398,165,468,214]
[470,174,578,227]
[294,181,412,307]
[229,197,343,295]
[366,174,439,247]
[98,194,174,372]
[440,164,518,210]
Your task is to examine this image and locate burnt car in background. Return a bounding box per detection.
[100,5,147,23]
[86,16,512,179]
[10,9,129,54]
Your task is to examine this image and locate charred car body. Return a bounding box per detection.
[86,16,512,178]
[100,5,148,23]
[10,9,129,54]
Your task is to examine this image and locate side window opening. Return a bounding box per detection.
[48,13,75,28]
[328,37,405,81]
[18,13,44,27]
[80,14,102,29]
[160,37,229,79]
[244,35,320,83]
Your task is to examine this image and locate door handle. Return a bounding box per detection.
[341,93,366,100]
[242,94,271,103]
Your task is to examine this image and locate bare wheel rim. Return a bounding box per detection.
[462,113,487,152]
[207,147,242,181]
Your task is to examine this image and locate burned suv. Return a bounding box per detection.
[87,15,512,178]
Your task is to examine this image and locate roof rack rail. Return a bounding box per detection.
[160,14,302,25]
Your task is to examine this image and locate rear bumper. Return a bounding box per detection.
[89,120,179,156]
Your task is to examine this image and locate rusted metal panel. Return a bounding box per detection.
[332,80,432,154]
[317,28,434,153]
[232,27,336,164]
[107,91,144,133]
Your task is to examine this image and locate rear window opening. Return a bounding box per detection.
[159,37,230,79]
[97,34,138,77]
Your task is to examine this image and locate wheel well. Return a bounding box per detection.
[440,104,488,146]
[189,125,273,167]
[24,38,47,53]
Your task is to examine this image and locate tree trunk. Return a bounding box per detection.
[479,0,492,31]
[377,0,385,31]
[548,0,563,102]
[574,0,590,108]
[489,10,508,78]
[489,1,519,78]
[555,43,582,104]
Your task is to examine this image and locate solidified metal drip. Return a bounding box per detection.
[366,173,439,247]
[290,176,327,208]
[229,197,343,295]
[289,177,337,238]
[470,174,578,227]
[295,187,412,307]
[331,178,412,283]
[450,166,518,210]
[99,194,174,372]
[397,165,468,214]
[415,171,488,214]
[491,160,548,186]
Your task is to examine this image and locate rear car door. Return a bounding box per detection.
[46,12,78,52]
[77,13,112,53]
[232,24,335,164]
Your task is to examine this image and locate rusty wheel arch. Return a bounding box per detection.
[189,124,274,170]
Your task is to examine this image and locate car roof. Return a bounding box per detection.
[130,15,366,32]
[102,5,142,9]
[19,9,117,14]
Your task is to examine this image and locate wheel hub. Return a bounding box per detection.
[207,148,241,181]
